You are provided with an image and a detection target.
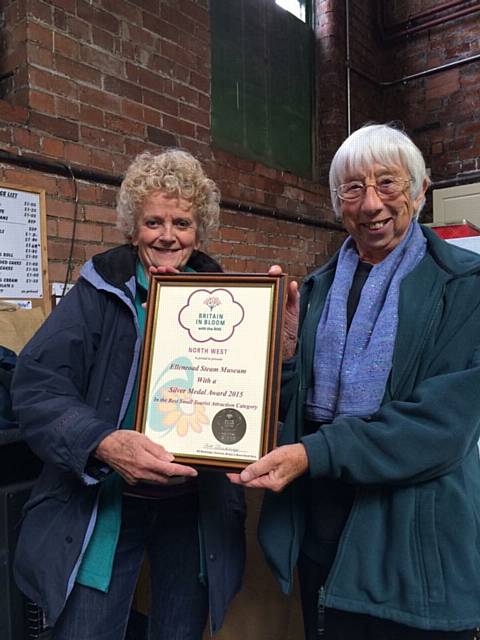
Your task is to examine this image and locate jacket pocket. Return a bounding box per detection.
[22,478,73,514]
[417,489,445,603]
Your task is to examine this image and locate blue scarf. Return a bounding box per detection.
[305,221,426,421]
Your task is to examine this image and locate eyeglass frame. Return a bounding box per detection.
[333,177,412,202]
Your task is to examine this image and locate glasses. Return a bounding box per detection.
[334,177,411,202]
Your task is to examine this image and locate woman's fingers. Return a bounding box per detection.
[95,430,197,484]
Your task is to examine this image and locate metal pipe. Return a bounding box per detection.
[345,0,351,136]
[0,149,343,231]
[431,172,480,189]
[0,149,122,186]
[382,4,480,40]
[350,51,480,87]
[382,0,467,31]
[221,198,343,231]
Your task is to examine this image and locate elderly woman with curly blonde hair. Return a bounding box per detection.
[12,149,246,640]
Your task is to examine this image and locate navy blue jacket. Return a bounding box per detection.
[12,244,246,631]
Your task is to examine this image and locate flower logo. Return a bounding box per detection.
[179,288,244,343]
[153,388,209,437]
[204,295,221,311]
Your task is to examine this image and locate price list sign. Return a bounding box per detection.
[0,185,46,300]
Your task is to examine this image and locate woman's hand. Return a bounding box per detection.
[227,444,308,492]
[148,265,180,276]
[268,265,300,360]
[94,430,198,485]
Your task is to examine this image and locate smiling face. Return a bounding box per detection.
[133,191,199,272]
[339,163,427,264]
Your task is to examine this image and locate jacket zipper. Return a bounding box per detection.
[317,585,326,638]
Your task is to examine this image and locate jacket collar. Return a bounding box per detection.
[84,244,223,292]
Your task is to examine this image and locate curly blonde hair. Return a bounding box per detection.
[116,149,220,242]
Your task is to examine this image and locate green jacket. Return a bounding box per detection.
[259,225,480,631]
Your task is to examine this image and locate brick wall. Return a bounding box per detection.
[2,3,479,638]
[1,0,478,282]
[0,0,344,291]
[382,1,480,189]
[314,0,480,220]
[314,0,386,179]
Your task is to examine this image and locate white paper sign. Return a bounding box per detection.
[0,187,43,298]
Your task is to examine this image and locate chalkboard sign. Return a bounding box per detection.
[0,183,49,314]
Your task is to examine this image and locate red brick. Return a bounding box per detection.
[128,0,159,14]
[178,0,209,28]
[58,219,102,242]
[53,32,79,58]
[91,26,116,52]
[79,104,104,128]
[162,40,196,69]
[112,153,132,176]
[190,71,210,93]
[13,127,41,151]
[220,227,247,242]
[48,261,70,283]
[55,96,80,120]
[142,90,178,115]
[66,15,91,41]
[104,75,143,103]
[90,148,115,173]
[41,136,65,158]
[47,217,57,237]
[221,258,247,272]
[104,113,145,137]
[231,242,257,257]
[76,183,99,204]
[55,54,102,86]
[30,67,78,99]
[203,241,232,256]
[84,243,107,260]
[162,115,195,138]
[64,141,92,167]
[141,12,179,42]
[144,105,163,127]
[29,89,55,113]
[78,85,120,113]
[80,44,124,76]
[47,239,84,261]
[4,168,57,193]
[53,8,67,30]
[0,100,28,123]
[80,125,125,152]
[100,0,140,22]
[30,111,79,141]
[103,225,124,244]
[46,198,78,220]
[77,1,120,35]
[53,0,76,14]
[179,103,209,127]
[121,98,144,122]
[84,204,117,224]
[27,43,54,67]
[27,21,53,48]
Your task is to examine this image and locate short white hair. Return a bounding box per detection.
[329,123,430,219]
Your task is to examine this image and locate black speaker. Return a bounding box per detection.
[0,480,51,640]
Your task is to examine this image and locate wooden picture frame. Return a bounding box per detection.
[135,273,286,470]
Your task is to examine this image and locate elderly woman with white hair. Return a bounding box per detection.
[230,124,480,639]
[12,149,246,640]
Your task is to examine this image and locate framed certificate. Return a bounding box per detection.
[135,274,286,470]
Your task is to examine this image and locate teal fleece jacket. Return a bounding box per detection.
[259,225,480,631]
